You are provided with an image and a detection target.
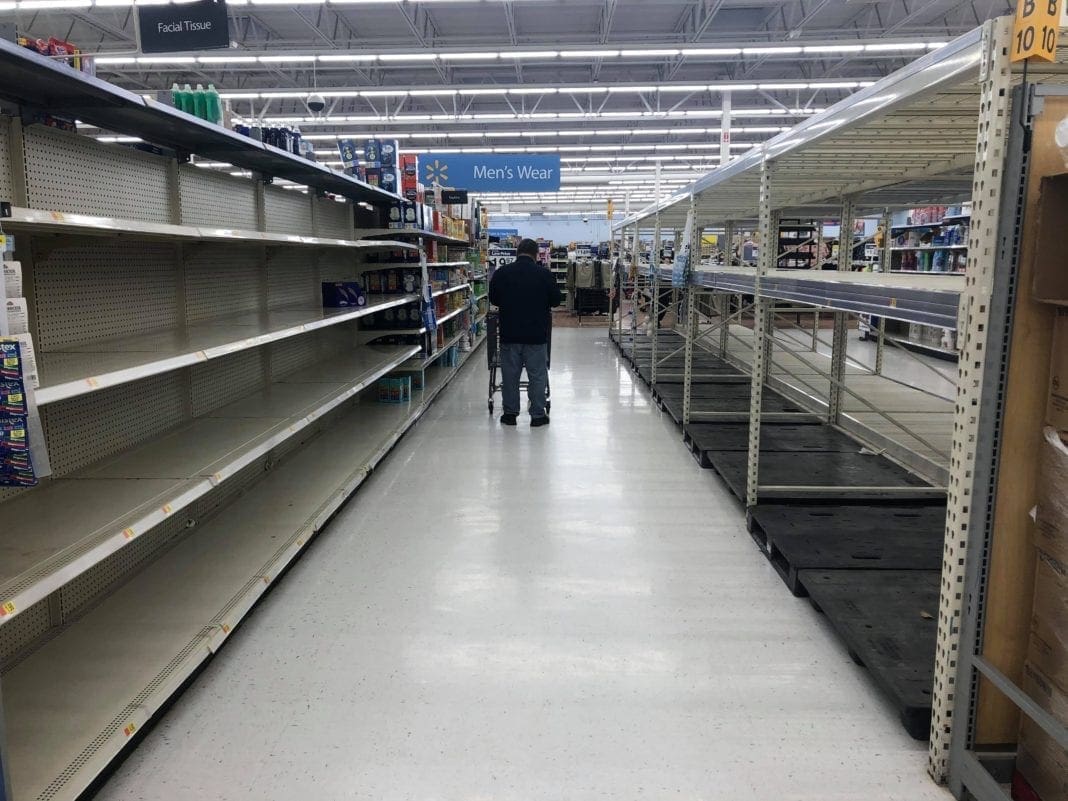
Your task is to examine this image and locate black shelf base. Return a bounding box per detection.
[801,569,940,741]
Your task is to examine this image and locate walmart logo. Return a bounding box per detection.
[423,159,449,185]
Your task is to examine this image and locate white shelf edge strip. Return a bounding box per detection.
[0,345,420,628]
[3,208,420,252]
[436,306,469,326]
[432,283,472,298]
[36,295,419,406]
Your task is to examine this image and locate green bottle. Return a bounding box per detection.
[170,82,182,111]
[193,84,207,120]
[180,83,194,114]
[205,84,221,124]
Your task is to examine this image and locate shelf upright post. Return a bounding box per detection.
[745,155,774,510]
[682,195,698,425]
[651,211,663,385]
[629,222,640,340]
[720,221,734,357]
[875,318,887,376]
[813,220,825,351]
[828,196,856,424]
[939,20,1032,791]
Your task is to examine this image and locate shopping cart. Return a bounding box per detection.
[486,311,552,415]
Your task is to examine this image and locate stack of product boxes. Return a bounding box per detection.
[1018,176,1068,801]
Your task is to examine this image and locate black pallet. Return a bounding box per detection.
[637,363,746,386]
[748,503,946,596]
[657,391,809,426]
[705,450,932,502]
[800,569,940,740]
[683,422,857,466]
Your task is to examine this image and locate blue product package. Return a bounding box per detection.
[0,340,23,380]
[337,138,360,171]
[0,380,27,415]
[363,139,381,166]
[379,139,398,168]
[322,282,368,309]
[380,169,398,195]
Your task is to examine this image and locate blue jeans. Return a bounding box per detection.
[500,342,548,418]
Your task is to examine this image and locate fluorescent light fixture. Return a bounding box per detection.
[803,44,865,53]
[458,88,508,95]
[562,86,609,94]
[198,56,258,64]
[680,47,741,56]
[707,82,758,91]
[560,50,620,58]
[608,86,657,93]
[18,0,90,7]
[138,56,196,64]
[409,89,457,96]
[95,57,137,65]
[619,49,680,57]
[319,54,378,62]
[361,89,405,97]
[509,87,556,95]
[380,53,437,61]
[219,92,260,99]
[864,42,928,51]
[742,46,803,54]
[259,55,317,63]
[658,85,707,93]
[439,52,499,60]
[758,83,804,90]
[508,51,559,59]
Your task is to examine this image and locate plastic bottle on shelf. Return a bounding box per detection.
[205,84,222,124]
[192,84,207,120]
[178,84,194,114]
[170,83,184,112]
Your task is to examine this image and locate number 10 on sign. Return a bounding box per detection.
[1012,0,1063,63]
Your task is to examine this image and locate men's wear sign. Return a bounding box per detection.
[138,0,230,54]
[420,154,561,192]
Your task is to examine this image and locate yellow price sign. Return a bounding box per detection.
[1012,0,1063,63]
[1,601,15,617]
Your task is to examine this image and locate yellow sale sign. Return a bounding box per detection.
[1012,0,1063,63]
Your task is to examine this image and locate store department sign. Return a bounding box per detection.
[137,0,230,54]
[420,153,561,193]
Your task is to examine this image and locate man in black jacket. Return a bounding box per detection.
[489,238,563,427]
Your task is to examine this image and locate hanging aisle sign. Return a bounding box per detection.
[137,0,230,54]
[419,153,561,193]
[1011,0,1062,63]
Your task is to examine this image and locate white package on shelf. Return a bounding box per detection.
[4,297,29,335]
[3,260,20,298]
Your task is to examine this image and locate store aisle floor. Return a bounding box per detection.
[95,328,949,801]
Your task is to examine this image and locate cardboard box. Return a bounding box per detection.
[1049,312,1068,431]
[1029,550,1068,692]
[1034,174,1068,305]
[1037,427,1068,565]
[1017,663,1068,801]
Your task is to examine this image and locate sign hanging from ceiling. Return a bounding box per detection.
[420,153,561,193]
[137,0,230,54]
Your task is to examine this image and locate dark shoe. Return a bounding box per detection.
[500,414,518,426]
[531,416,550,428]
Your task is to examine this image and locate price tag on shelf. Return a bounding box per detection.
[1,601,15,616]
[1012,0,1063,63]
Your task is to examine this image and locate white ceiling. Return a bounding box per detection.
[3,0,1014,215]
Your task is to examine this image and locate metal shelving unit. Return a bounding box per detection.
[614,17,1068,800]
[0,41,481,801]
